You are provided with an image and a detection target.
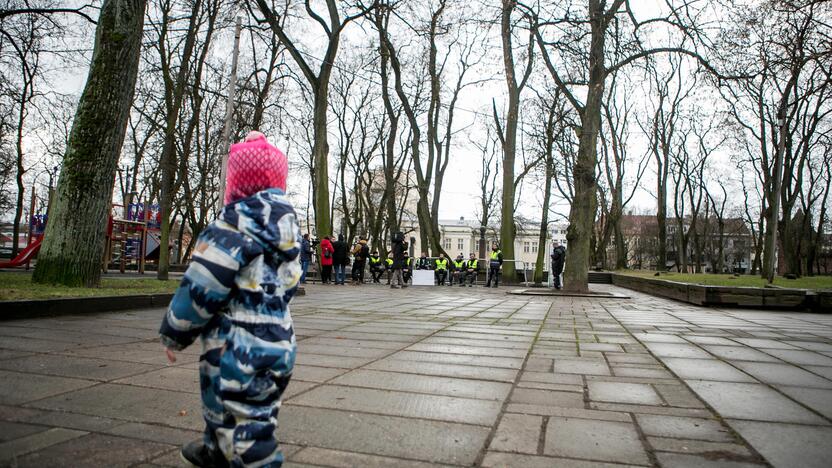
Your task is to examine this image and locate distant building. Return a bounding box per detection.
[615,214,752,272]
[404,216,569,273]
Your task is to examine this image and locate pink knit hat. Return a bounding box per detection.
[225,131,288,205]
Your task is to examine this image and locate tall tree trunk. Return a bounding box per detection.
[12,107,26,257]
[376,15,399,237]
[563,1,606,293]
[498,0,524,282]
[533,151,553,285]
[716,220,725,273]
[33,0,146,287]
[657,178,667,271]
[377,12,442,256]
[751,210,765,274]
[312,82,333,237]
[157,0,201,280]
[762,78,797,281]
[614,213,626,269]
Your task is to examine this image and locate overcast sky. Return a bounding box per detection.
[15,0,736,225]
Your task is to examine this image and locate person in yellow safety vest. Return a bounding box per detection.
[369,250,385,283]
[465,252,479,287]
[485,243,504,288]
[385,255,394,284]
[402,253,413,284]
[452,254,466,286]
[434,253,449,285]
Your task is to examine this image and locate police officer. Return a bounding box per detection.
[452,254,466,286]
[416,252,431,270]
[465,252,478,287]
[434,253,449,285]
[369,250,385,283]
[485,243,503,288]
[385,254,394,285]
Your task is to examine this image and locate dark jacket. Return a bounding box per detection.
[391,240,405,269]
[332,238,349,265]
[551,245,566,272]
[300,238,313,262]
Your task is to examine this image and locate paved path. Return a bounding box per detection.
[0,284,830,467]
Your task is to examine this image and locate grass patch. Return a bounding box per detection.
[617,270,832,290]
[0,272,179,301]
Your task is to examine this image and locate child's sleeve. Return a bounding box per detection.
[159,224,242,351]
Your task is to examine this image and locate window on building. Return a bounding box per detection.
[443,238,451,249]
[532,243,538,253]
[524,241,530,253]
[457,238,464,250]
[552,229,559,234]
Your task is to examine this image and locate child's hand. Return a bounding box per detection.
[165,348,177,363]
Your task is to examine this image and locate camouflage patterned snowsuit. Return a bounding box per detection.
[160,189,300,467]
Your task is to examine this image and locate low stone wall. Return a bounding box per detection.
[0,293,175,321]
[611,274,826,312]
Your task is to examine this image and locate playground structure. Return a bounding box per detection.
[103,202,163,273]
[1,197,164,274]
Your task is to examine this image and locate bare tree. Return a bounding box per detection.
[717,1,832,279]
[427,1,487,253]
[528,0,727,291]
[1,5,50,256]
[599,74,648,269]
[155,0,202,279]
[253,0,376,240]
[704,175,729,274]
[473,123,501,235]
[492,0,534,280]
[638,56,695,271]
[526,87,567,285]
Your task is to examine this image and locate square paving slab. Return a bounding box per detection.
[544,416,650,465]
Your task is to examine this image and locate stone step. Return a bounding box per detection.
[588,272,613,284]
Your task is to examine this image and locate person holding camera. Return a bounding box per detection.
[300,233,314,284]
[390,232,406,289]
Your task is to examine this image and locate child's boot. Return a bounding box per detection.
[180,440,228,468]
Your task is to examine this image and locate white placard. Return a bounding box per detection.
[412,270,435,286]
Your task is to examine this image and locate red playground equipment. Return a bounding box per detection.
[0,235,43,268]
[2,194,163,275]
[1,186,49,269]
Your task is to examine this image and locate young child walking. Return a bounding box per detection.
[159,131,300,467]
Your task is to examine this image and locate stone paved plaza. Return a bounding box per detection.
[1,284,831,467]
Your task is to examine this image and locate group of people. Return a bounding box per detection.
[298,231,511,288]
[300,233,369,285]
